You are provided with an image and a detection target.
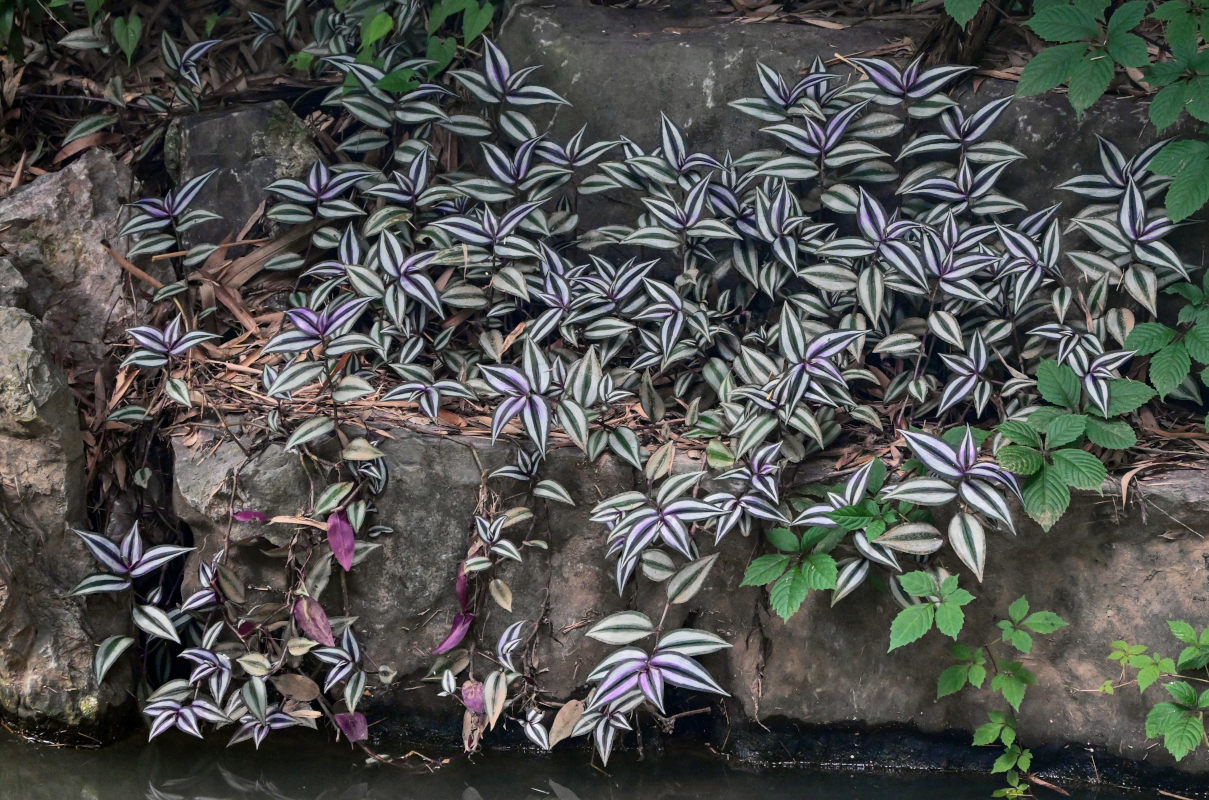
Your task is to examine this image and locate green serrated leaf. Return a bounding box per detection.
[997,420,1042,448]
[1050,448,1107,490]
[1024,610,1069,634]
[766,527,799,552]
[1045,414,1087,447]
[1163,711,1205,761]
[1125,322,1175,355]
[973,720,1004,746]
[935,600,967,640]
[938,664,970,698]
[1106,378,1156,416]
[1185,325,1209,365]
[944,0,983,25]
[769,568,811,621]
[799,552,839,590]
[1026,5,1100,41]
[997,444,1044,475]
[1009,596,1030,622]
[889,602,935,651]
[1150,341,1191,399]
[742,554,792,587]
[1022,464,1071,530]
[899,570,938,597]
[1169,620,1199,645]
[1068,51,1115,115]
[1017,43,1088,95]
[1084,417,1137,449]
[1036,360,1081,409]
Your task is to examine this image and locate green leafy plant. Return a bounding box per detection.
[111,12,141,65]
[1105,621,1209,761]
[889,571,976,650]
[995,360,1149,529]
[1125,272,1209,406]
[65,4,1205,772]
[1018,0,1150,114]
[1018,0,1209,220]
[740,525,841,621]
[938,597,1069,797]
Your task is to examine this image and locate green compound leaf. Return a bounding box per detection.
[889,602,935,651]
[1026,5,1100,41]
[1017,43,1088,95]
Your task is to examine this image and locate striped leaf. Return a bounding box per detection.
[667,553,719,605]
[656,628,731,657]
[877,522,944,555]
[94,635,135,684]
[133,604,180,644]
[881,477,958,505]
[928,310,964,348]
[286,416,335,451]
[585,611,654,645]
[640,550,676,582]
[949,512,987,582]
[63,113,116,145]
[70,573,132,596]
[534,479,575,506]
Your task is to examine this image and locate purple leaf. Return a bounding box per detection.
[232,510,269,523]
[432,612,474,655]
[328,510,355,572]
[293,596,336,647]
[461,680,486,714]
[334,711,368,743]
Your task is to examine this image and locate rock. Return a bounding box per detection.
[735,473,1209,773]
[0,307,132,740]
[171,422,1209,772]
[500,1,926,155]
[165,101,321,246]
[499,1,1205,261]
[0,258,27,309]
[0,150,138,374]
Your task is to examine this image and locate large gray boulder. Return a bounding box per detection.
[0,307,133,739]
[0,150,138,374]
[165,100,321,246]
[171,425,1209,772]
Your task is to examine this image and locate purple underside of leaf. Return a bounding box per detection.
[432,613,474,655]
[294,596,336,647]
[334,711,368,743]
[328,511,356,572]
[461,680,486,713]
[232,510,269,523]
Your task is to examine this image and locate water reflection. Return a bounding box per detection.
[0,731,1140,800]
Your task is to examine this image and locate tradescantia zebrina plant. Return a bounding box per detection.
[100,35,1201,766]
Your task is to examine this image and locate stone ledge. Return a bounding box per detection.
[172,427,1209,772]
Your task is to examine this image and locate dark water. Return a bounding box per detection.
[0,731,1157,800]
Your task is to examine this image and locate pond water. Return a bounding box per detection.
[0,731,1159,800]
